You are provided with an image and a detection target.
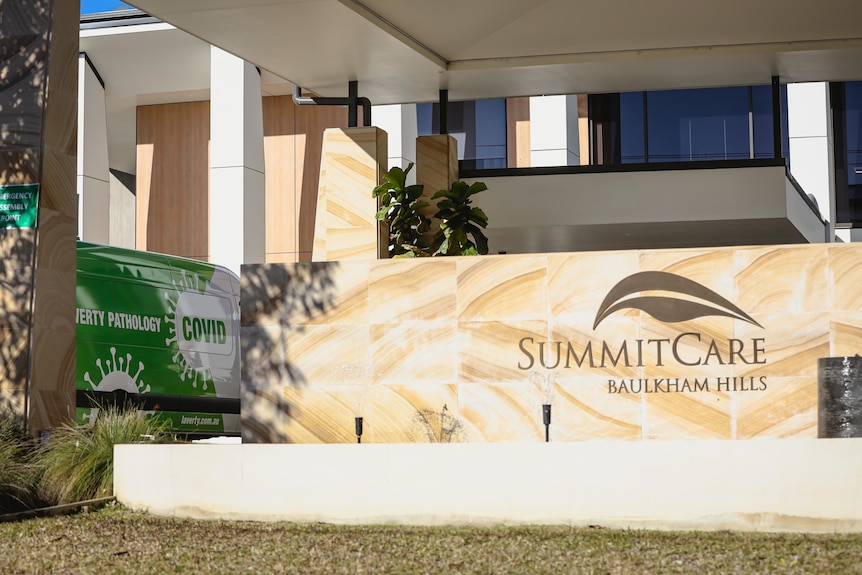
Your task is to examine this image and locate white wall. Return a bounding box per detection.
[838,228,862,242]
[787,82,835,240]
[77,55,111,244]
[209,47,265,274]
[474,166,790,226]
[115,439,862,531]
[464,165,825,253]
[109,171,136,248]
[529,95,580,167]
[372,104,418,181]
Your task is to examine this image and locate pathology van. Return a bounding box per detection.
[75,242,241,436]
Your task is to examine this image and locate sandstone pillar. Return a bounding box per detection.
[0,0,80,436]
[312,127,387,261]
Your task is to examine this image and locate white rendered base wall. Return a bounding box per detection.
[115,439,862,532]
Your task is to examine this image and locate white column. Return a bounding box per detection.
[787,82,835,242]
[529,95,580,167]
[372,104,417,182]
[109,170,136,249]
[77,54,110,244]
[209,46,265,274]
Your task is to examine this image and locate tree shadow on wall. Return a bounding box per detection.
[240,261,339,443]
[0,232,37,428]
[0,1,52,185]
[0,1,53,429]
[409,405,467,443]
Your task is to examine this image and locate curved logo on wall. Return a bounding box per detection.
[516,269,769,394]
[593,271,762,330]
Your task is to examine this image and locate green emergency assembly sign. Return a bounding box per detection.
[0,183,39,228]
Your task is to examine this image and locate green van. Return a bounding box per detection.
[76,242,240,436]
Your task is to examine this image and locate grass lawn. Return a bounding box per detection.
[2,503,862,574]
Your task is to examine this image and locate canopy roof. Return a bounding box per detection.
[124,0,862,104]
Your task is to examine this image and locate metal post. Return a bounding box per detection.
[771,76,782,160]
[439,89,448,135]
[348,80,358,128]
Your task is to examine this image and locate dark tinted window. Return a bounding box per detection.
[846,83,862,190]
[832,81,862,226]
[595,84,781,165]
[646,87,750,162]
[417,99,507,170]
[620,92,645,164]
[751,86,775,159]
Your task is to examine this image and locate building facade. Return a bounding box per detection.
[77,5,862,267]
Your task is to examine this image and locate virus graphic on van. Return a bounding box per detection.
[81,408,99,425]
[164,270,213,391]
[163,269,236,395]
[83,346,151,394]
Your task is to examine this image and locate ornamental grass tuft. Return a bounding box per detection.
[0,414,38,513]
[36,406,171,505]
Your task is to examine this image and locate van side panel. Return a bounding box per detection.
[75,242,240,435]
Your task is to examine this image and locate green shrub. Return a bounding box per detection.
[37,406,171,505]
[372,165,491,258]
[430,180,490,256]
[0,415,38,513]
[373,162,432,258]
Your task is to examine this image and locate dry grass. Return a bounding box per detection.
[2,503,862,574]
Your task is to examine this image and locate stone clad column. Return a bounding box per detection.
[209,47,266,275]
[0,0,79,435]
[312,127,388,261]
[415,134,458,244]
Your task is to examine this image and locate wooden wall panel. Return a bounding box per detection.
[137,97,348,264]
[262,96,297,262]
[136,102,210,260]
[263,96,348,264]
[506,97,531,168]
[416,134,458,241]
[578,94,589,166]
[295,103,349,262]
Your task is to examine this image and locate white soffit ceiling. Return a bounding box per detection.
[80,23,212,101]
[125,0,862,104]
[80,23,214,174]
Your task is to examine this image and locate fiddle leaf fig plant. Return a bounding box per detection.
[372,164,491,258]
[372,162,431,258]
[430,180,490,256]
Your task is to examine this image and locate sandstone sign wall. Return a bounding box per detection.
[241,244,860,443]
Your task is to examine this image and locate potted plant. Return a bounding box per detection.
[372,163,431,258]
[429,180,489,256]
